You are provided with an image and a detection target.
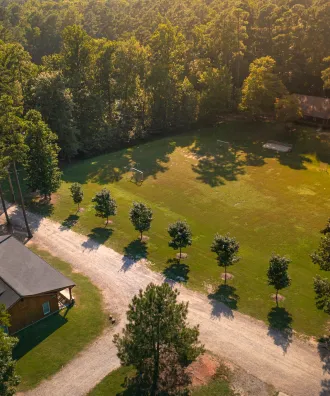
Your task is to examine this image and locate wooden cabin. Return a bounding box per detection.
[0,235,75,334]
[295,94,330,127]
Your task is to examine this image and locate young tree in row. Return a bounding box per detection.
[275,94,302,131]
[129,202,153,240]
[168,220,192,262]
[311,233,330,271]
[113,283,204,395]
[0,304,20,396]
[24,110,62,199]
[211,233,240,284]
[92,188,117,225]
[70,183,83,212]
[267,254,291,306]
[313,275,330,313]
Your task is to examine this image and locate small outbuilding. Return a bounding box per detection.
[0,235,75,334]
[295,94,330,126]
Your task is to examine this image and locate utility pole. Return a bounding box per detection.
[0,184,10,225]
[13,161,32,239]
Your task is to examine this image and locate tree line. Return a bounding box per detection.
[0,0,329,162]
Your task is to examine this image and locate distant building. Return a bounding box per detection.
[295,94,330,126]
[0,235,75,334]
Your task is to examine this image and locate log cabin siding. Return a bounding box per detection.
[8,293,59,334]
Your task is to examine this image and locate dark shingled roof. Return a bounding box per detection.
[0,236,75,309]
[295,94,330,120]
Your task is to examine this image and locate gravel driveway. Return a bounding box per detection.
[5,206,329,396]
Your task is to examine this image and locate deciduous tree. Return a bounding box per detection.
[168,220,192,261]
[0,304,20,396]
[267,254,291,306]
[70,182,83,211]
[129,202,153,240]
[211,233,239,284]
[92,188,117,225]
[113,283,204,395]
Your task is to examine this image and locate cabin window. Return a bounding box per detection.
[42,301,50,315]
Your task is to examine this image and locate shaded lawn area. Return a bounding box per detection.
[7,120,330,336]
[88,366,234,396]
[14,247,107,391]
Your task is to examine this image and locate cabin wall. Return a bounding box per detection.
[8,293,59,334]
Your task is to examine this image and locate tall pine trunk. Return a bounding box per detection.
[0,185,10,224]
[13,161,32,238]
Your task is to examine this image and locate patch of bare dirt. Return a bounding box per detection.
[141,235,149,242]
[176,253,188,260]
[221,273,234,281]
[271,294,285,302]
[188,354,219,387]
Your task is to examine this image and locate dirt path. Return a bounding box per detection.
[5,207,330,396]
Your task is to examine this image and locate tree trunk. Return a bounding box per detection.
[276,290,278,307]
[140,231,143,241]
[224,264,227,285]
[8,172,15,203]
[0,184,10,225]
[151,319,160,396]
[13,161,32,239]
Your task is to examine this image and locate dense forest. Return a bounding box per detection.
[0,0,330,159]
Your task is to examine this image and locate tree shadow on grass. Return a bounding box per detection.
[267,307,293,354]
[82,227,113,251]
[207,284,239,319]
[60,214,79,231]
[318,337,330,395]
[121,239,148,272]
[28,198,54,217]
[13,312,69,360]
[163,259,190,283]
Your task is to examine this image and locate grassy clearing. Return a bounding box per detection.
[14,247,107,391]
[88,366,233,396]
[9,120,330,336]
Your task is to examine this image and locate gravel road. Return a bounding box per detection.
[5,207,329,396]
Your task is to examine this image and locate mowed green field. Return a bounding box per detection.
[40,121,330,336]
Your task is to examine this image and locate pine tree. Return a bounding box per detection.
[113,283,204,395]
[24,110,61,199]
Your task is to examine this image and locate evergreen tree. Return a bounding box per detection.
[0,304,20,396]
[129,202,153,240]
[275,94,302,130]
[313,275,330,313]
[267,254,291,306]
[211,233,240,284]
[69,182,83,211]
[92,188,117,225]
[168,220,192,261]
[24,110,61,199]
[113,283,204,395]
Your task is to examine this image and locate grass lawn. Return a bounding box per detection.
[10,120,330,336]
[88,366,233,396]
[14,248,107,391]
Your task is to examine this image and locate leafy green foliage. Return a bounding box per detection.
[92,188,117,224]
[311,234,330,271]
[240,57,287,116]
[267,254,291,305]
[275,95,302,126]
[168,220,192,259]
[313,275,330,313]
[0,305,20,396]
[211,234,239,283]
[129,202,153,240]
[113,283,204,395]
[69,183,83,210]
[24,110,62,198]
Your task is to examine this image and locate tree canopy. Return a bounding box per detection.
[113,283,204,395]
